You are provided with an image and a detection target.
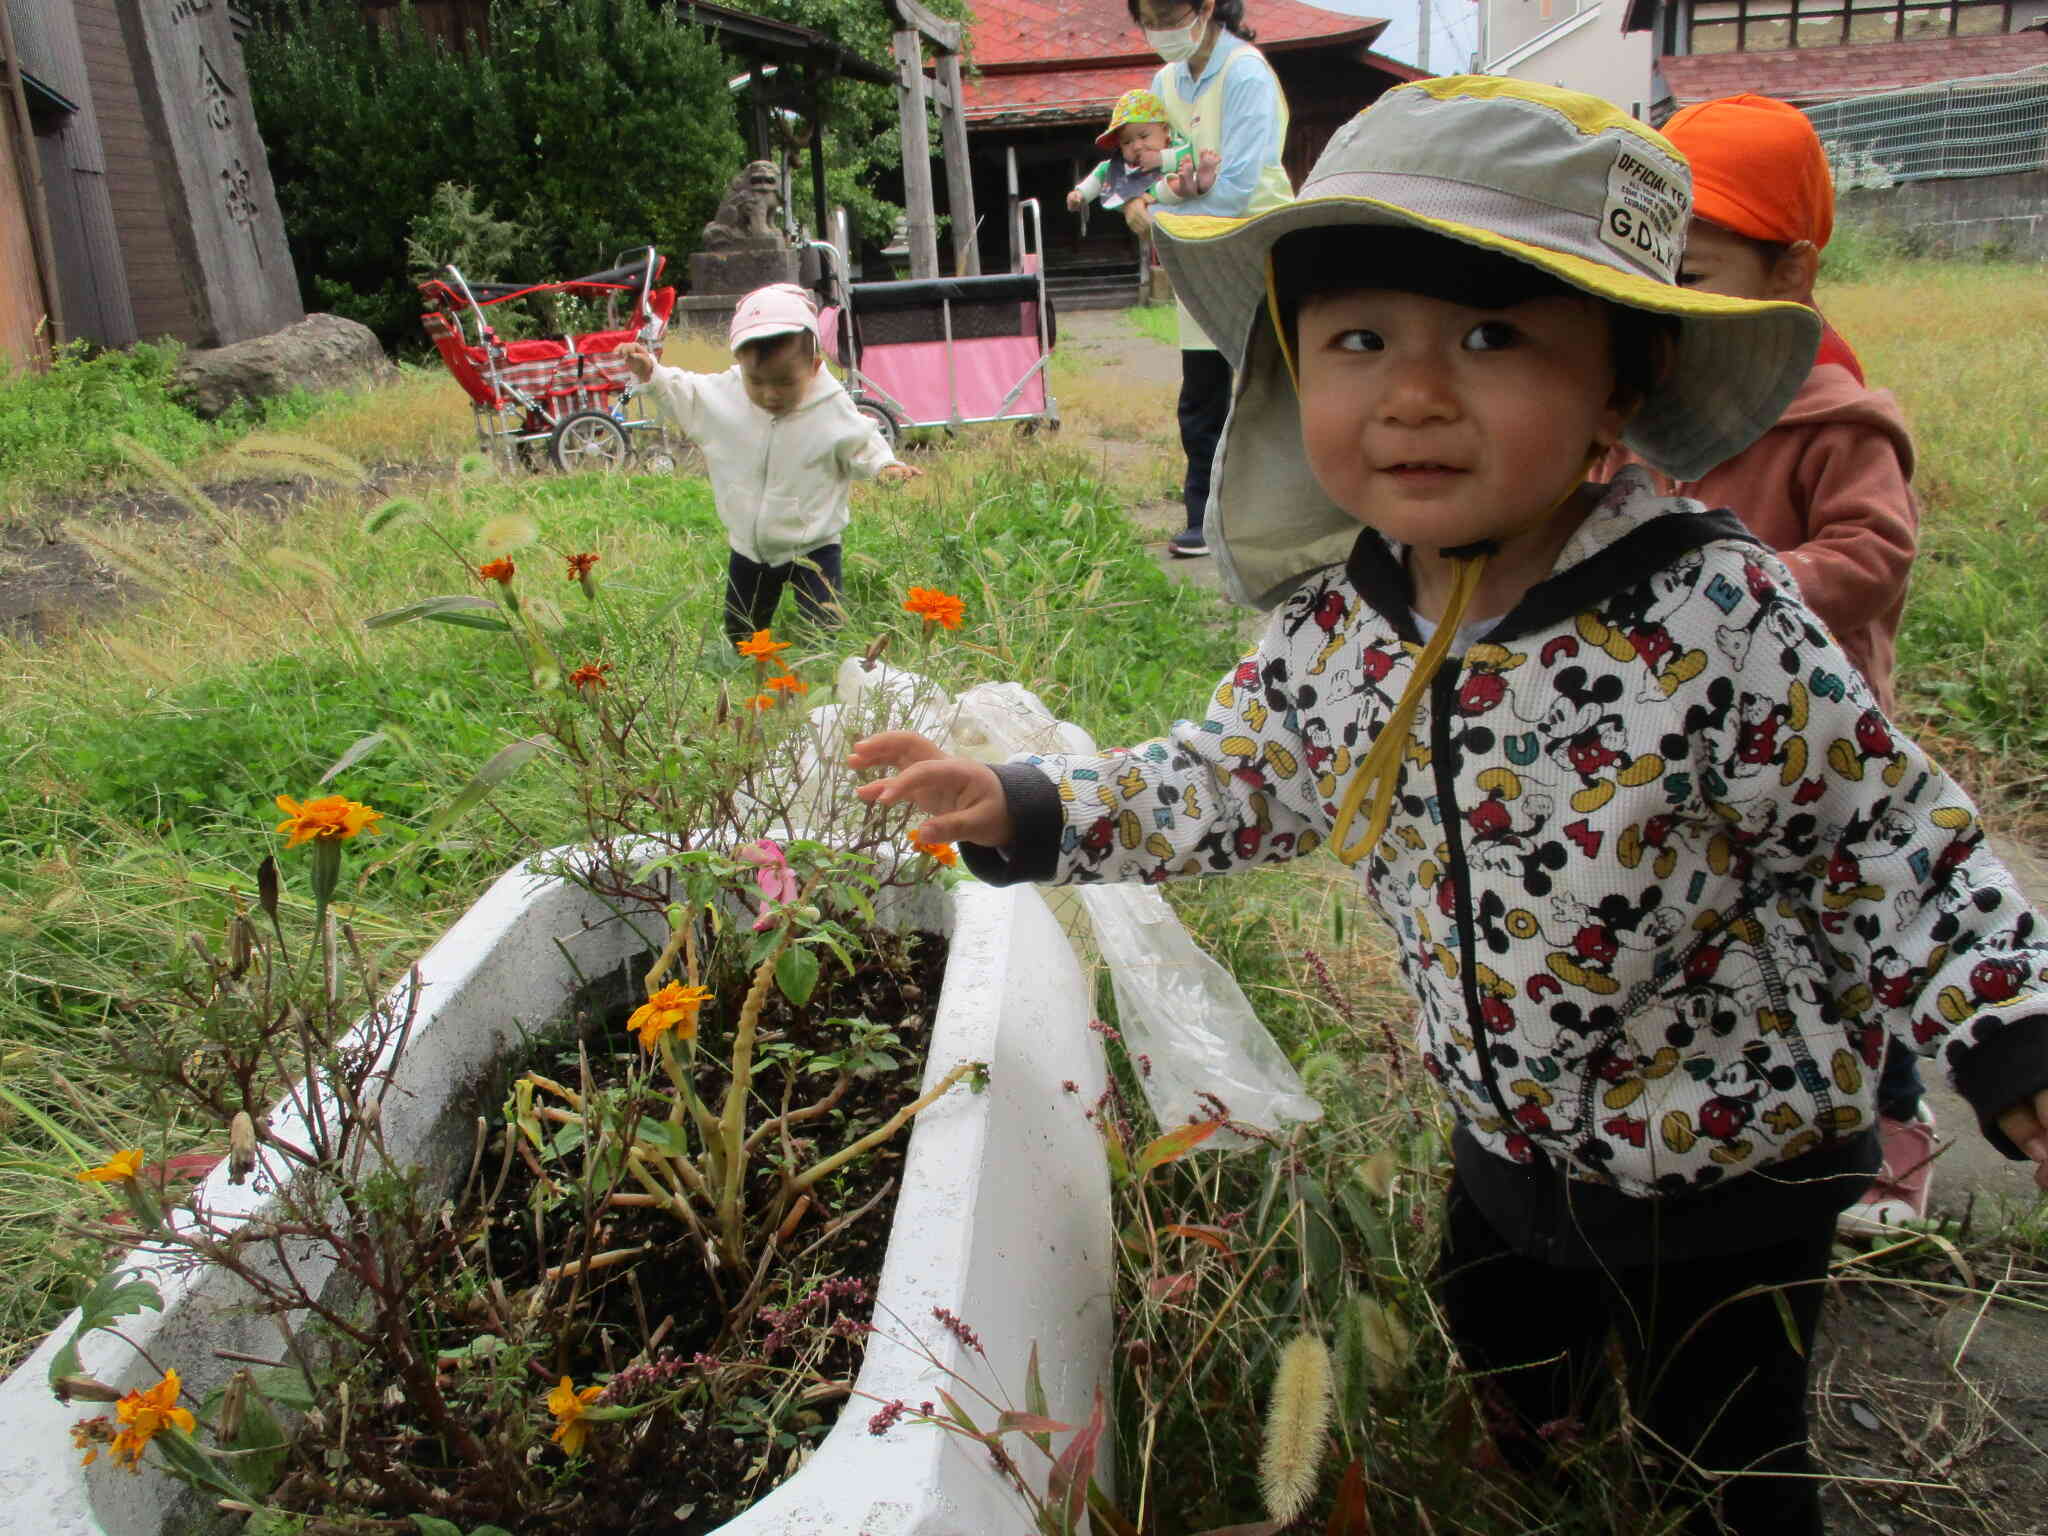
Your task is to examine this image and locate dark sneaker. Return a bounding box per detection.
[1169,527,1210,558]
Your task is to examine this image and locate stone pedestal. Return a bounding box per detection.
[688,245,803,298]
[113,0,302,347]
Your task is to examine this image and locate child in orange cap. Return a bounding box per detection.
[1608,92,1933,1234]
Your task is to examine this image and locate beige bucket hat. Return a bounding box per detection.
[1153,76,1821,611]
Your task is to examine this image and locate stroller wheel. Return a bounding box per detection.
[854,400,904,450]
[549,411,631,473]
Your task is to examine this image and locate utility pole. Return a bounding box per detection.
[1417,0,1431,73]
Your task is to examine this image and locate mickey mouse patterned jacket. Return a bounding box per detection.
[965,470,2048,1204]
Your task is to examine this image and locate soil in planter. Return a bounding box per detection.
[268,929,949,1535]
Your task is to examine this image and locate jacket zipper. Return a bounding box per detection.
[1429,663,1519,1136]
[753,416,775,563]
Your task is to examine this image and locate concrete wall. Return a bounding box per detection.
[1486,0,1658,117]
[1840,167,2048,261]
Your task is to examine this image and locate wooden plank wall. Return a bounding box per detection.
[0,100,52,375]
[76,0,195,343]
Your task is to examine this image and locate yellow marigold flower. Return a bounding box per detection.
[274,794,383,850]
[743,692,777,712]
[765,672,808,696]
[629,982,713,1052]
[548,1376,605,1457]
[564,551,600,580]
[110,1369,196,1471]
[569,661,613,693]
[478,556,517,584]
[902,586,965,630]
[77,1149,145,1184]
[734,628,792,661]
[910,832,959,868]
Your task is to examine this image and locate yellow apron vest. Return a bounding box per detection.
[1153,43,1293,351]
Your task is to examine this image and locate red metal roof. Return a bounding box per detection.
[1661,32,2048,106]
[973,0,1386,71]
[964,50,1423,125]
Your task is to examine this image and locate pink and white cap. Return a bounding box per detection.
[728,282,819,351]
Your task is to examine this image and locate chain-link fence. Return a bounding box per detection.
[1805,64,2048,187]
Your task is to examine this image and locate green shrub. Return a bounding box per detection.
[243,0,746,344]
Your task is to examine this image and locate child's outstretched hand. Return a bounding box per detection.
[617,341,656,383]
[1997,1090,2048,1191]
[1066,188,1085,211]
[850,732,1015,849]
[878,463,924,486]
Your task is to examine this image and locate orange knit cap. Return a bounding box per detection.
[1663,93,1834,250]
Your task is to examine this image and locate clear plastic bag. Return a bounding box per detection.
[947,681,1321,1136]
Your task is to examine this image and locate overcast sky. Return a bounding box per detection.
[1295,0,1482,74]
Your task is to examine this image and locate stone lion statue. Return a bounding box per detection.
[702,160,784,250]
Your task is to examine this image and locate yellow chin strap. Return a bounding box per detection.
[1328,454,1602,869]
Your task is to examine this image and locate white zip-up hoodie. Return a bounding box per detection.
[640,362,899,566]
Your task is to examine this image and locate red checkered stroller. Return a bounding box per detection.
[419,247,679,473]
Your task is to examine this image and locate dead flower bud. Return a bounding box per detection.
[228,1112,257,1184]
[217,1369,252,1443]
[227,914,256,977]
[53,1374,124,1405]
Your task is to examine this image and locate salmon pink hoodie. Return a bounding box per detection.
[1606,362,1918,715]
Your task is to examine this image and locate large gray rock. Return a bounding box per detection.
[172,312,395,420]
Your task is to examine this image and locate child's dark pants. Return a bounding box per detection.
[724,544,842,642]
[1435,1178,1830,1535]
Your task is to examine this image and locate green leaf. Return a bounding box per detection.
[775,945,820,1007]
[48,1269,164,1388]
[1023,1340,1054,1456]
[361,594,504,630]
[410,1519,466,1536]
[204,1383,289,1494]
[319,730,388,785]
[631,1119,689,1159]
[249,1365,319,1412]
[414,735,548,847]
[149,1424,255,1503]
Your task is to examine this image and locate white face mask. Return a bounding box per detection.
[1145,14,1207,62]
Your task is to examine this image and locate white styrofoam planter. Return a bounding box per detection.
[0,853,1112,1535]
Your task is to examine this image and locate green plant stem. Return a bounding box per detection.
[787,1059,976,1199]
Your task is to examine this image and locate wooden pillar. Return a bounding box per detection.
[1006,142,1022,273]
[934,53,978,276]
[806,70,829,243]
[892,27,937,279]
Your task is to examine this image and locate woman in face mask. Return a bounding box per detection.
[1124,0,1293,559]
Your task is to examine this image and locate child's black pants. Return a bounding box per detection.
[1435,1177,1831,1535]
[724,544,842,642]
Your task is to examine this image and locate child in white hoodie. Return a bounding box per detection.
[620,284,921,642]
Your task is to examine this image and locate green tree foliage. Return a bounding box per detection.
[242,0,745,343]
[738,0,969,265]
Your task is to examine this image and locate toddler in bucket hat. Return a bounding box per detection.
[844,77,2048,1532]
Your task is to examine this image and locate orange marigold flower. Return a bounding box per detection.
[743,692,777,712]
[569,661,613,693]
[765,671,808,696]
[109,1369,196,1471]
[910,832,960,867]
[274,794,383,849]
[902,586,965,630]
[478,557,517,584]
[76,1149,145,1184]
[734,628,792,661]
[548,1376,605,1457]
[564,551,601,580]
[628,982,713,1052]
